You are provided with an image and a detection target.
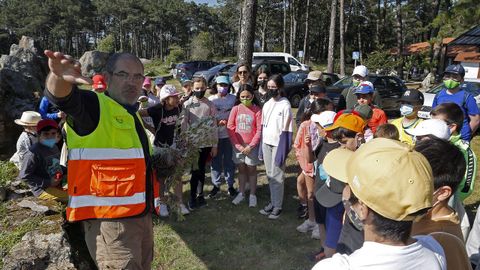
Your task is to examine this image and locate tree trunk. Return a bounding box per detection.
[238,0,258,67]
[395,0,404,79]
[289,0,295,55]
[302,0,310,63]
[283,0,287,52]
[339,0,345,76]
[261,17,268,52]
[327,0,337,73]
[376,0,381,46]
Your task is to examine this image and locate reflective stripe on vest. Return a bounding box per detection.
[66,93,151,222]
[69,148,144,160]
[69,191,146,208]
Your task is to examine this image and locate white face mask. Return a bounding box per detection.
[399,104,414,116]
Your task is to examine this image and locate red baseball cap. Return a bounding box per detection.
[36,119,59,133]
[92,74,107,92]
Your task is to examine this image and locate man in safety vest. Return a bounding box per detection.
[44,50,159,270]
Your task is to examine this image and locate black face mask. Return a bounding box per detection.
[267,89,279,99]
[258,80,267,88]
[193,90,205,99]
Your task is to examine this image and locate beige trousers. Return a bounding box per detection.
[82,213,153,270]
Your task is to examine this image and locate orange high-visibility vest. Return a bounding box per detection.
[65,92,159,221]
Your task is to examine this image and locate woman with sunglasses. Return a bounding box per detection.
[232,63,253,94]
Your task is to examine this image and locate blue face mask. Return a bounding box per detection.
[41,138,57,148]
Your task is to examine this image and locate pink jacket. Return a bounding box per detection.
[294,120,314,176]
[227,104,262,152]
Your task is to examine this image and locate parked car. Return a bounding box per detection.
[173,61,218,80]
[282,71,340,107]
[326,74,407,113]
[253,52,309,71]
[192,63,235,85]
[417,79,480,119]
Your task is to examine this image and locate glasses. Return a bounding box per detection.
[112,72,145,82]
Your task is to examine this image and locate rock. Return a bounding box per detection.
[2,231,76,270]
[0,187,6,201]
[140,58,152,65]
[78,51,110,77]
[17,199,49,213]
[0,36,48,157]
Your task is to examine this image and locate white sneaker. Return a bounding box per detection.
[249,195,257,207]
[268,208,282,220]
[159,203,169,217]
[311,225,321,240]
[232,193,245,205]
[297,219,316,233]
[179,204,190,215]
[259,203,274,215]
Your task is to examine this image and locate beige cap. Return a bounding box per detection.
[307,70,323,81]
[323,138,433,221]
[14,111,41,126]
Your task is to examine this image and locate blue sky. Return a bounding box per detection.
[192,0,218,6]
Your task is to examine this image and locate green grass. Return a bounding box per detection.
[151,106,480,270]
[152,155,319,270]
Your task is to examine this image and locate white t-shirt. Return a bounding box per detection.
[312,235,446,270]
[261,97,293,146]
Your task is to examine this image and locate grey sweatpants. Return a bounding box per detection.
[262,143,285,209]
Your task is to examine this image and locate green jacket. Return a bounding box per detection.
[451,134,476,201]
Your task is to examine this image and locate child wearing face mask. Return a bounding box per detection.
[227,84,262,207]
[181,77,218,210]
[391,89,424,145]
[412,137,466,241]
[207,76,238,199]
[18,119,68,202]
[254,71,269,107]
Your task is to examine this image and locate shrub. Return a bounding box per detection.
[0,161,18,188]
[97,34,115,53]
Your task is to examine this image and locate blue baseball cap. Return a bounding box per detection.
[155,77,165,85]
[444,64,465,77]
[354,82,374,94]
[215,76,230,85]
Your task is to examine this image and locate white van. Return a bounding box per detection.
[252,52,309,71]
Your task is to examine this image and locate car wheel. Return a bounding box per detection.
[290,93,302,108]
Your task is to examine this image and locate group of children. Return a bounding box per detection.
[10,61,480,268]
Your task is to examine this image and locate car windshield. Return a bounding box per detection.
[333,76,353,87]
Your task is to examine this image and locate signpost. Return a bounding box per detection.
[352,51,360,67]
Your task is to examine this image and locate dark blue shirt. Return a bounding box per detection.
[432,88,480,140]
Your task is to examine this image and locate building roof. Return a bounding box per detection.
[390,38,453,55]
[454,52,480,63]
[449,25,480,46]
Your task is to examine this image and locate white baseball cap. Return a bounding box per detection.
[311,111,336,128]
[352,65,368,77]
[405,119,451,140]
[159,84,179,101]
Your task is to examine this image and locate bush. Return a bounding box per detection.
[363,49,400,75]
[97,34,115,53]
[191,31,213,60]
[0,161,18,188]
[165,45,185,67]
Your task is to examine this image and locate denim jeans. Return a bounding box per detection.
[211,138,235,188]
